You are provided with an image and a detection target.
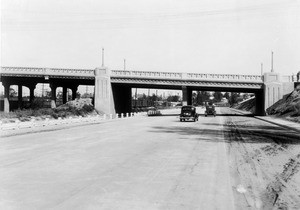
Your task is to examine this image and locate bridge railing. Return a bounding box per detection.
[281,75,295,82]
[111,70,182,79]
[111,70,263,82]
[1,67,265,82]
[187,73,263,81]
[1,67,95,78]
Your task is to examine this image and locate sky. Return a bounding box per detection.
[1,0,300,77]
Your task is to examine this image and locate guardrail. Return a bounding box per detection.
[0,112,147,133]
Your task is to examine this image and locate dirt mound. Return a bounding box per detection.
[266,86,300,118]
[58,98,93,109]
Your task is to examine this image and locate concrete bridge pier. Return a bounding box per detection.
[18,85,23,109]
[28,84,36,104]
[50,83,57,108]
[182,86,192,106]
[62,87,68,104]
[2,82,10,113]
[94,67,116,114]
[71,86,78,100]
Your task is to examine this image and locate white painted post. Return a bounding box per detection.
[16,120,20,130]
[126,113,129,118]
[30,119,35,128]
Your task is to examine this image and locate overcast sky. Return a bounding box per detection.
[1,0,300,76]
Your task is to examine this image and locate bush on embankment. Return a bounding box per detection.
[0,99,97,123]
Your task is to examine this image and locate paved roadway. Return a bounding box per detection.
[1,107,299,209]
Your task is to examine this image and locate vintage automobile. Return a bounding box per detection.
[205,102,216,117]
[180,105,198,122]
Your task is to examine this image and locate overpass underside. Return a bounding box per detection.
[110,77,265,115]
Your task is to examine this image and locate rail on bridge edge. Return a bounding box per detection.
[1,66,264,82]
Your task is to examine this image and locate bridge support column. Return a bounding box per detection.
[94,67,115,114]
[112,84,132,114]
[182,86,192,106]
[62,87,67,104]
[29,85,36,104]
[3,82,10,113]
[71,86,78,100]
[50,83,57,108]
[18,85,23,109]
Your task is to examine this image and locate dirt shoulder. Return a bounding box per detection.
[224,115,300,209]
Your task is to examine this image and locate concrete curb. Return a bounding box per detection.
[229,108,300,134]
[0,112,148,137]
[254,116,300,134]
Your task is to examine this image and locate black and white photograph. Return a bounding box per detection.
[1,0,300,209]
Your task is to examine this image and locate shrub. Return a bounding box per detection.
[82,104,94,112]
[31,98,45,109]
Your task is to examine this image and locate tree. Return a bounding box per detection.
[243,93,250,100]
[81,92,93,98]
[9,88,17,98]
[228,92,243,105]
[44,90,52,98]
[194,91,210,105]
[76,92,81,98]
[213,91,223,102]
[167,95,180,102]
[224,92,230,99]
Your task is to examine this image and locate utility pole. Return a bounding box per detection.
[102,48,104,67]
[261,63,263,75]
[271,51,274,72]
[124,59,126,70]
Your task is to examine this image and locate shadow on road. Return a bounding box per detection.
[149,117,300,145]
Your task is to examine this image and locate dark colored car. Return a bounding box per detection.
[180,105,198,122]
[205,102,216,117]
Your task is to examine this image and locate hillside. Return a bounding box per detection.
[233,97,256,113]
[232,85,300,123]
[266,86,300,123]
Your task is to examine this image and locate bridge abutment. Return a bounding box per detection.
[94,67,116,114]
[263,72,295,113]
[263,72,282,110]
